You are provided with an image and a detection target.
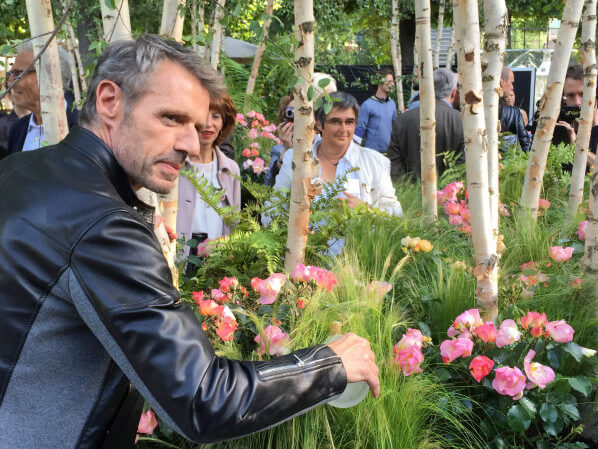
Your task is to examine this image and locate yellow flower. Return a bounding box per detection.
[417,240,433,253]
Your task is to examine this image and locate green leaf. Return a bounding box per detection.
[568,376,592,396]
[433,367,451,382]
[314,96,323,111]
[543,415,565,436]
[539,403,558,423]
[564,342,584,362]
[507,405,531,432]
[558,403,580,420]
[534,338,546,354]
[547,348,561,369]
[324,100,333,114]
[318,77,331,88]
[104,0,117,9]
[307,85,315,102]
[520,397,537,417]
[417,321,431,337]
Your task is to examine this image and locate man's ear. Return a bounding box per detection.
[94,80,125,127]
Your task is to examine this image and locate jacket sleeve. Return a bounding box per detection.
[387,118,405,180]
[516,110,531,152]
[273,149,294,191]
[69,210,346,443]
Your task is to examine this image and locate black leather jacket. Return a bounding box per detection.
[499,104,531,152]
[0,127,346,449]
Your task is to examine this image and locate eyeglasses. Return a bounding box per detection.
[325,118,357,128]
[7,68,36,79]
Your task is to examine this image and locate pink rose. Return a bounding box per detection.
[538,198,551,210]
[496,319,521,348]
[459,207,471,222]
[453,309,483,331]
[291,263,313,283]
[248,128,259,139]
[444,184,459,201]
[393,345,424,376]
[577,220,588,241]
[218,276,238,293]
[309,266,337,292]
[395,328,426,350]
[254,325,291,356]
[440,337,473,363]
[549,246,574,263]
[492,366,526,400]
[367,280,393,299]
[444,201,461,215]
[252,273,287,304]
[197,299,223,316]
[459,224,472,235]
[215,314,238,342]
[137,409,158,434]
[235,112,246,123]
[437,190,447,205]
[545,320,575,343]
[469,355,494,382]
[210,288,228,303]
[499,203,511,216]
[242,148,251,157]
[197,237,211,257]
[524,350,555,390]
[475,322,497,343]
[520,311,547,337]
[449,214,464,226]
[249,142,261,148]
[243,159,253,170]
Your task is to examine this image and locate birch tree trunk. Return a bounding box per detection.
[284,0,319,273]
[160,0,186,42]
[25,0,68,145]
[211,0,226,70]
[100,0,132,42]
[520,0,584,216]
[412,43,419,97]
[192,0,206,56]
[246,0,274,98]
[445,24,455,68]
[567,0,597,220]
[391,0,405,112]
[433,0,445,69]
[583,157,598,294]
[66,19,86,91]
[65,39,81,103]
[482,0,507,251]
[454,0,498,321]
[416,0,437,220]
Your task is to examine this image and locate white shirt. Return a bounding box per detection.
[274,140,403,217]
[189,156,225,239]
[22,100,69,152]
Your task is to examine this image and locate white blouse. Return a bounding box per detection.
[189,156,225,239]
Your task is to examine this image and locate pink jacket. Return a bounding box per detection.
[177,146,241,257]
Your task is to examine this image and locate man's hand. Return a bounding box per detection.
[556,121,576,144]
[341,191,366,209]
[327,333,380,398]
[277,121,294,149]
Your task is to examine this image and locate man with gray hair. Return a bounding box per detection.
[4,41,78,157]
[0,35,379,448]
[388,67,465,180]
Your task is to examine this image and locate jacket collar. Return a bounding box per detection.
[61,126,154,216]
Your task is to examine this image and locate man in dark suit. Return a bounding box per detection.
[5,43,78,158]
[388,68,465,180]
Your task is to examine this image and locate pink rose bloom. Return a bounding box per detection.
[367,280,393,299]
[440,337,473,363]
[577,220,588,241]
[499,203,511,216]
[520,311,547,336]
[469,355,494,382]
[393,345,424,376]
[291,263,313,283]
[197,299,223,317]
[254,325,291,356]
[449,214,464,226]
[197,237,211,257]
[192,290,204,304]
[396,328,426,350]
[475,321,497,343]
[437,190,447,205]
[250,142,261,148]
[524,350,555,390]
[538,198,551,210]
[251,148,260,157]
[235,112,246,123]
[309,267,337,292]
[459,207,471,222]
[453,309,483,331]
[492,366,526,400]
[252,157,268,175]
[243,159,253,170]
[242,148,251,157]
[247,110,256,118]
[444,184,459,202]
[248,128,259,139]
[256,112,265,122]
[459,224,472,235]
[252,273,287,304]
[138,409,158,434]
[210,288,228,303]
[218,276,238,293]
[241,120,248,127]
[444,201,461,215]
[496,319,521,348]
[545,320,575,343]
[263,124,277,133]
[549,246,574,263]
[216,315,238,341]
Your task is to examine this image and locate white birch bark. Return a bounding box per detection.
[100,0,132,42]
[416,0,437,220]
[211,0,226,70]
[482,0,507,250]
[391,0,405,112]
[66,19,86,91]
[520,0,584,215]
[445,25,455,68]
[454,0,498,321]
[412,41,419,97]
[583,157,598,292]
[433,0,445,69]
[192,0,206,56]
[65,39,81,103]
[567,0,597,220]
[246,0,275,97]
[25,0,68,145]
[160,0,186,42]
[284,0,319,273]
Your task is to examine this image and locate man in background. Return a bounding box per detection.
[354,67,397,153]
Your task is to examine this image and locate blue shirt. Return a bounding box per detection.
[354,96,397,153]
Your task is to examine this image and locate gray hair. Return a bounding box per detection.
[433,68,457,99]
[79,34,225,125]
[17,40,72,90]
[315,91,360,125]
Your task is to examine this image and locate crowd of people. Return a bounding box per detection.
[1,33,597,448]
